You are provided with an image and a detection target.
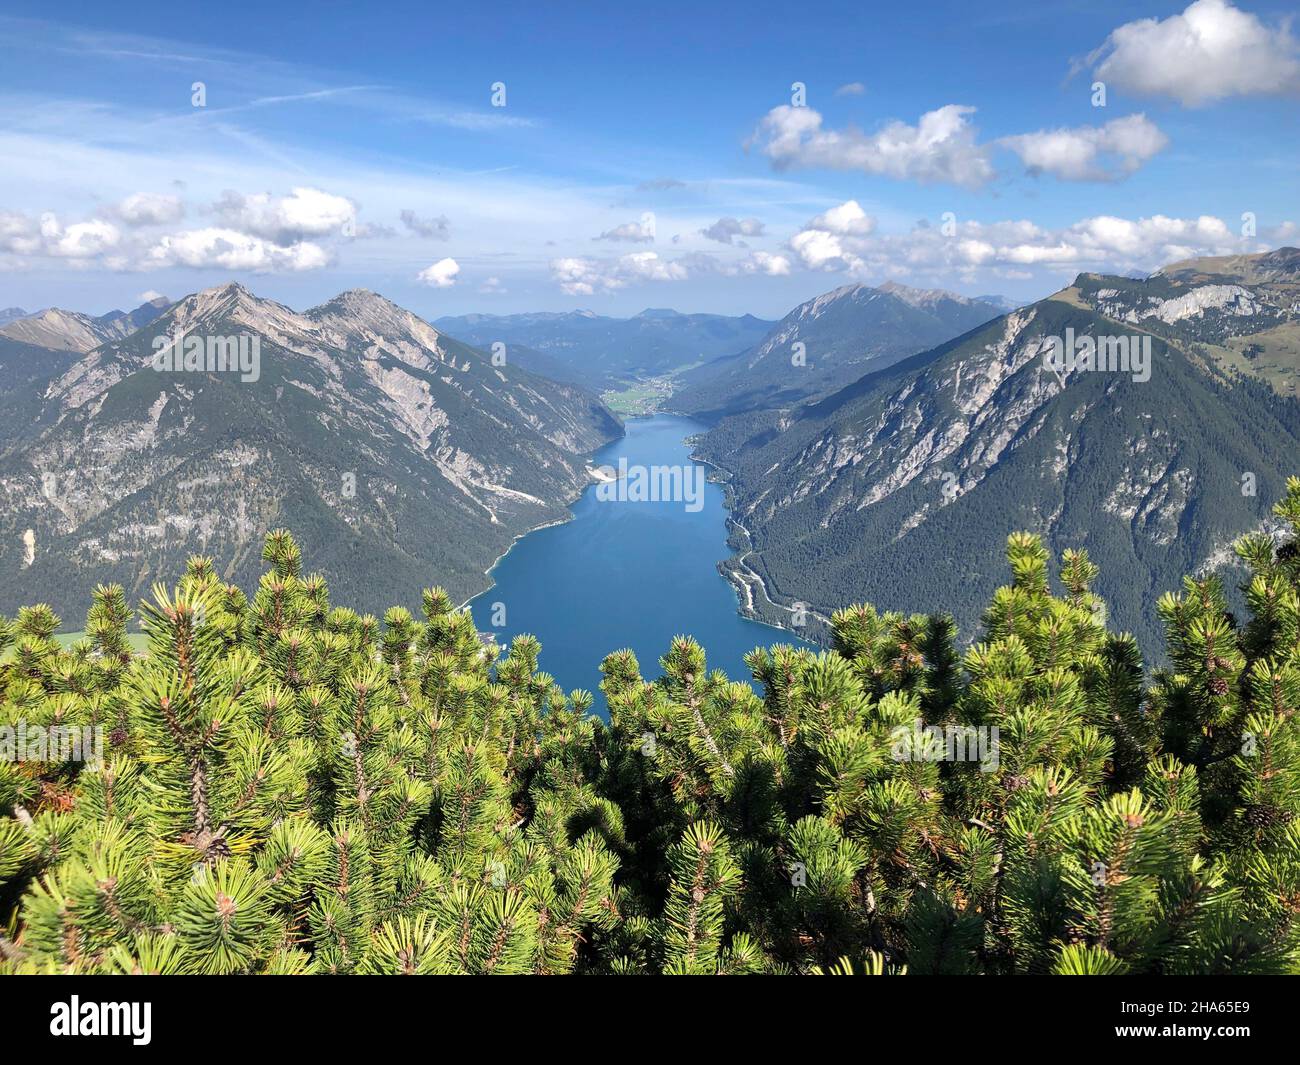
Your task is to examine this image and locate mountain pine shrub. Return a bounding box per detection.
[3,479,1300,974]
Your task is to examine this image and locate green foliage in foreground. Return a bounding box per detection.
[3,482,1300,975]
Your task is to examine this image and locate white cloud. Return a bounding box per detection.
[417,257,460,287]
[551,258,600,295]
[700,216,765,244]
[784,211,1249,282]
[550,251,688,295]
[808,200,876,236]
[113,192,184,226]
[790,228,863,272]
[834,82,866,97]
[786,200,877,271]
[137,289,166,301]
[1090,0,1300,106]
[740,251,792,276]
[47,217,121,257]
[1001,114,1168,181]
[1,188,356,273]
[595,217,655,243]
[751,103,995,188]
[145,227,330,271]
[213,186,356,243]
[0,212,123,258]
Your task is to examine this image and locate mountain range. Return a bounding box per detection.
[673,282,1007,419]
[5,249,1299,662]
[0,295,171,352]
[0,284,620,621]
[433,307,773,390]
[690,248,1300,659]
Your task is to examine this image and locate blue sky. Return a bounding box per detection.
[0,0,1296,318]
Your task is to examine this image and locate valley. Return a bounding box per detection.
[7,0,1300,986]
[600,373,677,415]
[467,413,814,712]
[7,253,1298,671]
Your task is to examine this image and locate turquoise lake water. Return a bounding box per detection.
[468,413,814,713]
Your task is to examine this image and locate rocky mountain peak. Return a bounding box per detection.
[0,295,170,353]
[307,289,450,367]
[877,280,970,308]
[163,283,302,340]
[1155,246,1300,287]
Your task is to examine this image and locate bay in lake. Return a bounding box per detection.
[468,413,815,713]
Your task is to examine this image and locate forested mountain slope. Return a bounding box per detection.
[4,481,1300,974]
[694,250,1300,658]
[0,283,621,619]
[674,282,1005,420]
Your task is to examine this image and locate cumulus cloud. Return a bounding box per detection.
[787,203,1245,281]
[550,251,687,295]
[1089,0,1300,106]
[784,207,1247,282]
[679,250,794,277]
[0,212,123,259]
[751,103,995,188]
[0,213,33,252]
[47,217,121,258]
[785,201,877,272]
[790,228,863,272]
[551,248,790,294]
[1000,114,1169,181]
[400,209,450,240]
[741,250,792,276]
[417,257,460,287]
[112,193,184,226]
[144,228,330,272]
[808,200,876,236]
[700,216,765,245]
[594,216,656,243]
[213,186,356,243]
[0,187,358,274]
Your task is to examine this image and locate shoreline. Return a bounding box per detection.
[457,419,637,611]
[691,439,832,645]
[459,410,826,649]
[688,443,833,645]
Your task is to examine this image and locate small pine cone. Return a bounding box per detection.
[1003,774,1028,792]
[1245,803,1287,829]
[109,726,128,747]
[1208,676,1230,697]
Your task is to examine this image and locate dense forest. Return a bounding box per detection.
[3,480,1300,975]
[692,287,1300,664]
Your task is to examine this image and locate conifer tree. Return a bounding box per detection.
[3,485,1300,975]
